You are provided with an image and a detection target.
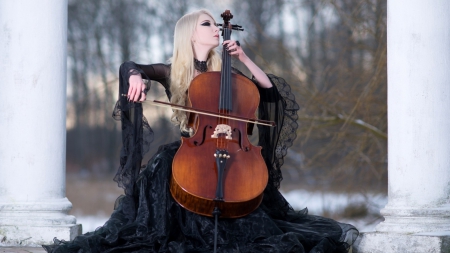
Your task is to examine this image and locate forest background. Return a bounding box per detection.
[65,0,387,230]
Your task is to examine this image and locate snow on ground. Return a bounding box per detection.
[281,190,387,216]
[76,213,110,233]
[76,191,388,233]
[281,190,387,232]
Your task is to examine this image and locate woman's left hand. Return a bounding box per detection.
[223,40,248,63]
[222,40,273,88]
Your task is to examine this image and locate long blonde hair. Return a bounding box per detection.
[169,9,222,133]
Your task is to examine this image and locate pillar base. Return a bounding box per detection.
[0,198,82,246]
[0,224,81,247]
[354,232,450,253]
[375,206,450,233]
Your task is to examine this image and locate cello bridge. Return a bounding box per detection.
[211,124,232,140]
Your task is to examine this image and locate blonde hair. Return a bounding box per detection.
[169,9,222,133]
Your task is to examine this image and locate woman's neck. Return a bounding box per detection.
[193,46,210,61]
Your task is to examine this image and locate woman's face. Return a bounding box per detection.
[192,13,220,50]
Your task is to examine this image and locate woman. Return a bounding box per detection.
[44,9,358,253]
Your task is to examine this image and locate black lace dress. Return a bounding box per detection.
[43,62,358,253]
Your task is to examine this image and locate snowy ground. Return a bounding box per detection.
[75,190,387,233]
[281,190,387,232]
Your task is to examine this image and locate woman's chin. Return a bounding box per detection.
[212,43,220,50]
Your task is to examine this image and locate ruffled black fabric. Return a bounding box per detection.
[43,141,358,253]
[42,62,358,252]
[110,62,155,197]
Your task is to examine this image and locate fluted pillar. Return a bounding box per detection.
[356,0,450,252]
[0,0,81,246]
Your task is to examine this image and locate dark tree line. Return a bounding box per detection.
[66,0,387,193]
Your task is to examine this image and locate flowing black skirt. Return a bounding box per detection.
[43,141,358,253]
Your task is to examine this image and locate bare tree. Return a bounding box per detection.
[229,0,387,192]
[66,0,154,174]
[66,0,210,174]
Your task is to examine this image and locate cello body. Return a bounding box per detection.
[170,72,268,218]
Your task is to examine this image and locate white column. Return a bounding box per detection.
[356,0,450,252]
[0,0,81,246]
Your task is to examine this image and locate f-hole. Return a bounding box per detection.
[193,125,213,146]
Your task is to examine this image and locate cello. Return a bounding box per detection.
[170,10,269,219]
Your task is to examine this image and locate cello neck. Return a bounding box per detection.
[219,12,233,112]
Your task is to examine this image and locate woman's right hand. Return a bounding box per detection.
[128,74,147,102]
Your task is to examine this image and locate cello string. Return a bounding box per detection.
[218,29,224,150]
[226,28,231,150]
[224,29,233,150]
[224,27,231,150]
[218,27,227,150]
[224,27,232,150]
[220,28,225,150]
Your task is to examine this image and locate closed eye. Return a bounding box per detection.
[201,21,211,26]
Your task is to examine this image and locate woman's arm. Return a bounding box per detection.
[120,61,170,102]
[222,40,272,88]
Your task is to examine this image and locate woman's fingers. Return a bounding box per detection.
[223,40,238,49]
[139,89,147,102]
[223,40,247,62]
[128,75,146,102]
[228,44,239,53]
[132,87,140,101]
[223,40,240,54]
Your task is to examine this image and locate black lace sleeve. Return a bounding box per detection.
[119,61,172,99]
[257,75,299,188]
[231,68,300,190]
[112,61,171,196]
[255,75,300,218]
